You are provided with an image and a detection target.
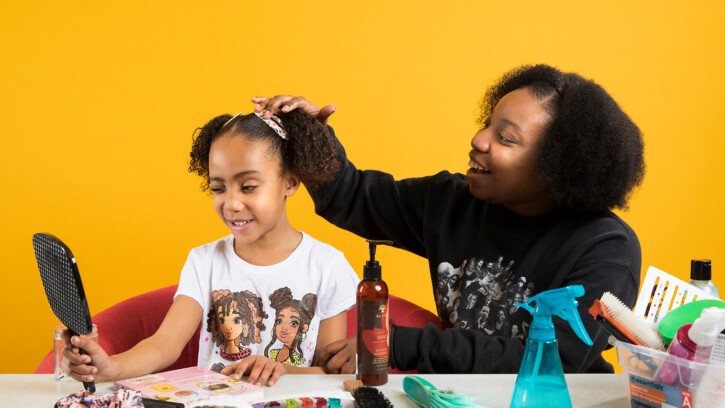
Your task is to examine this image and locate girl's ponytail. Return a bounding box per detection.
[277,109,341,189]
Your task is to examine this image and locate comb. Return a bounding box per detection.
[32,233,95,393]
[633,266,717,330]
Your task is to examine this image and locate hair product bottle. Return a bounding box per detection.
[689,259,719,298]
[356,240,391,386]
[509,285,593,408]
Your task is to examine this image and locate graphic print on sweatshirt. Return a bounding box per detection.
[207,289,268,363]
[263,287,317,367]
[437,257,534,339]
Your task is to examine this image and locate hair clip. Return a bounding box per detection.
[254,111,287,140]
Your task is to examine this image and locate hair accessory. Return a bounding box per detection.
[593,292,665,351]
[218,112,244,136]
[344,379,394,408]
[254,111,287,140]
[56,389,143,408]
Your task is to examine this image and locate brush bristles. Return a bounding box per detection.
[353,387,394,408]
[600,292,665,351]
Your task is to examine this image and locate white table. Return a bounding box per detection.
[0,373,631,407]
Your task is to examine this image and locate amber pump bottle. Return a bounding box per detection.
[356,240,391,386]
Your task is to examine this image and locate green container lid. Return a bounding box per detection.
[658,299,725,346]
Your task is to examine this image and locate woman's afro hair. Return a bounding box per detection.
[477,64,645,213]
[189,109,341,191]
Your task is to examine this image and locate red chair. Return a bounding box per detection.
[37,285,441,374]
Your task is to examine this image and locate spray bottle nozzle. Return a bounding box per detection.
[364,240,394,280]
[517,285,593,345]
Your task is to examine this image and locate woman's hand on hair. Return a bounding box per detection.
[220,355,286,387]
[252,96,336,126]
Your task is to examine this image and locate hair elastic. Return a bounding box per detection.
[254,111,287,140]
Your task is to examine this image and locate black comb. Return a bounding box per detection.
[32,233,96,393]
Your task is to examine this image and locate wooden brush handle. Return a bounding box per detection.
[344,380,364,408]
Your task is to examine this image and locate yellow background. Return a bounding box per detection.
[1,1,724,374]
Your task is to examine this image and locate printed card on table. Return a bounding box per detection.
[114,366,263,404]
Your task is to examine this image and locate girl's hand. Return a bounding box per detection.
[251,96,336,126]
[220,356,286,387]
[312,337,356,374]
[61,331,118,383]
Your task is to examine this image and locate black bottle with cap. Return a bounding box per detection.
[356,240,391,386]
[689,259,719,298]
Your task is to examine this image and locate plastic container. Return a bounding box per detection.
[689,259,719,298]
[617,341,715,408]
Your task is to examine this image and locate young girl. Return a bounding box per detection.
[62,109,359,386]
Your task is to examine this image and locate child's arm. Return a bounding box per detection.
[312,309,348,368]
[221,310,349,386]
[62,295,202,383]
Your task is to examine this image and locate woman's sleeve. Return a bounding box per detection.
[308,127,433,258]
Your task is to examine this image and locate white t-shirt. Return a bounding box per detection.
[175,232,359,372]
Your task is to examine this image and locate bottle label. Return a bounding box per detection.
[711,333,725,364]
[359,299,389,372]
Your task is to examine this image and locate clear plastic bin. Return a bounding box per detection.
[616,341,725,408]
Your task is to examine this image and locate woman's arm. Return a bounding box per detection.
[252,95,432,257]
[63,295,203,382]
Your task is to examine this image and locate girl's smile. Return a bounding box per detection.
[228,218,253,231]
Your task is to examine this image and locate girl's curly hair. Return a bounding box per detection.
[477,64,645,213]
[189,109,341,190]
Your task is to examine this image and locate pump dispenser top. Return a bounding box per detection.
[510,285,593,408]
[363,240,385,280]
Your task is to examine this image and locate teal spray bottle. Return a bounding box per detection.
[510,285,593,408]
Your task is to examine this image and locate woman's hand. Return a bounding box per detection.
[251,96,336,125]
[220,356,286,387]
[61,331,118,383]
[312,337,356,374]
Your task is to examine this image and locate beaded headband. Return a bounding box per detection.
[219,111,287,140]
[254,111,287,139]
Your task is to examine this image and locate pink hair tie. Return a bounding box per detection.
[254,111,287,140]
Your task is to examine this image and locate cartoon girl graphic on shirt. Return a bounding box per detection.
[238,290,268,344]
[264,287,317,367]
[207,289,261,362]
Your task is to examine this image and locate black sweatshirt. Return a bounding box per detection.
[309,128,641,374]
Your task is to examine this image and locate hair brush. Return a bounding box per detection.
[590,292,665,351]
[32,233,96,393]
[344,380,393,408]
